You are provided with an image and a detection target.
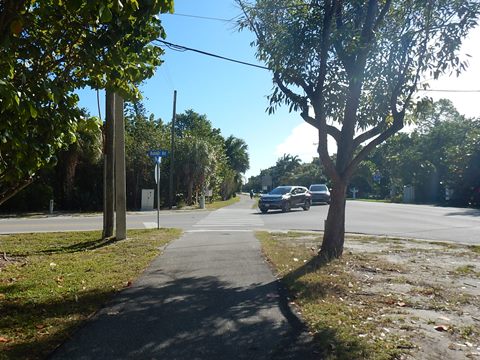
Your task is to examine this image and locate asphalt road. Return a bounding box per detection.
[1,197,479,244]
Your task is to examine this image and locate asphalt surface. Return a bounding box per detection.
[49,196,318,360]
[1,198,479,245]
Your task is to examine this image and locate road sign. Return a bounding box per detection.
[373,171,382,183]
[147,149,169,157]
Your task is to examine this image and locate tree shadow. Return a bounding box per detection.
[44,275,320,360]
[253,209,305,216]
[8,236,121,256]
[1,287,115,360]
[283,255,330,286]
[40,236,120,254]
[3,260,372,360]
[276,255,377,359]
[444,209,480,217]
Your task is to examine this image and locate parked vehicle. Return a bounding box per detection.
[258,186,311,213]
[309,184,331,204]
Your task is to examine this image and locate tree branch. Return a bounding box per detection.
[0,176,35,207]
[373,0,392,31]
[273,71,308,111]
[353,120,386,147]
[333,0,355,74]
[344,111,404,180]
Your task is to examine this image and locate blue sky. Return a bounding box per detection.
[77,0,480,180]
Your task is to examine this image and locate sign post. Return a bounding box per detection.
[147,149,169,229]
[156,159,161,229]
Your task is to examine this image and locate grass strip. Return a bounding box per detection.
[205,196,240,210]
[256,231,410,360]
[0,228,181,360]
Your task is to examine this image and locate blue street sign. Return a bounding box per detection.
[373,171,382,183]
[147,149,169,158]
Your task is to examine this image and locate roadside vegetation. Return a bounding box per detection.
[246,99,480,208]
[1,107,249,215]
[0,229,181,360]
[257,231,480,359]
[205,196,240,210]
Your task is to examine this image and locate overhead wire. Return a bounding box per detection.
[157,13,479,93]
[417,89,480,93]
[168,13,235,23]
[154,39,269,70]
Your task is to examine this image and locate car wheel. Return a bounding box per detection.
[302,200,311,211]
[282,201,291,213]
[260,207,268,214]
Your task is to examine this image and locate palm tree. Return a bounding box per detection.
[273,154,301,185]
[225,136,249,172]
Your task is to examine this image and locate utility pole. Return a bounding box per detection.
[114,93,126,240]
[103,90,115,239]
[168,90,177,209]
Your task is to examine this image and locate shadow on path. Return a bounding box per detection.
[49,274,318,360]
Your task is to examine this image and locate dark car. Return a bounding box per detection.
[258,186,311,213]
[309,184,331,204]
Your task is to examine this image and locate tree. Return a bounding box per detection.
[55,115,103,210]
[0,0,173,205]
[225,136,250,174]
[124,102,168,209]
[368,99,480,206]
[239,0,480,259]
[224,135,250,191]
[175,136,216,205]
[273,154,301,186]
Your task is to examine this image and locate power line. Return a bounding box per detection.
[155,39,269,70]
[155,39,479,92]
[168,12,237,23]
[418,89,480,93]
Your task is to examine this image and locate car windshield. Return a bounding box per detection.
[269,187,292,195]
[310,185,327,191]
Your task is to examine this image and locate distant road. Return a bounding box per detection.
[1,198,479,245]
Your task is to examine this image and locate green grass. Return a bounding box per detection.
[256,231,411,360]
[469,245,480,254]
[453,264,478,276]
[0,229,181,360]
[205,195,240,210]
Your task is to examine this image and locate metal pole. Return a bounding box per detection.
[157,157,161,229]
[168,90,177,208]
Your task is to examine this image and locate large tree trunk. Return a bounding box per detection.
[320,181,347,259]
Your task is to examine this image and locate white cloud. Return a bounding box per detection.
[275,122,337,163]
[420,26,480,118]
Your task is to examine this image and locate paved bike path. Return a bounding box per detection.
[49,196,316,359]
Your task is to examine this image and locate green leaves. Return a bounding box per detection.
[0,0,174,204]
[99,5,113,22]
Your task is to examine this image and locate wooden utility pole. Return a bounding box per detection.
[168,90,177,208]
[103,90,115,239]
[114,93,126,240]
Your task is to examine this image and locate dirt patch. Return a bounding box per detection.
[355,239,479,359]
[266,233,480,359]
